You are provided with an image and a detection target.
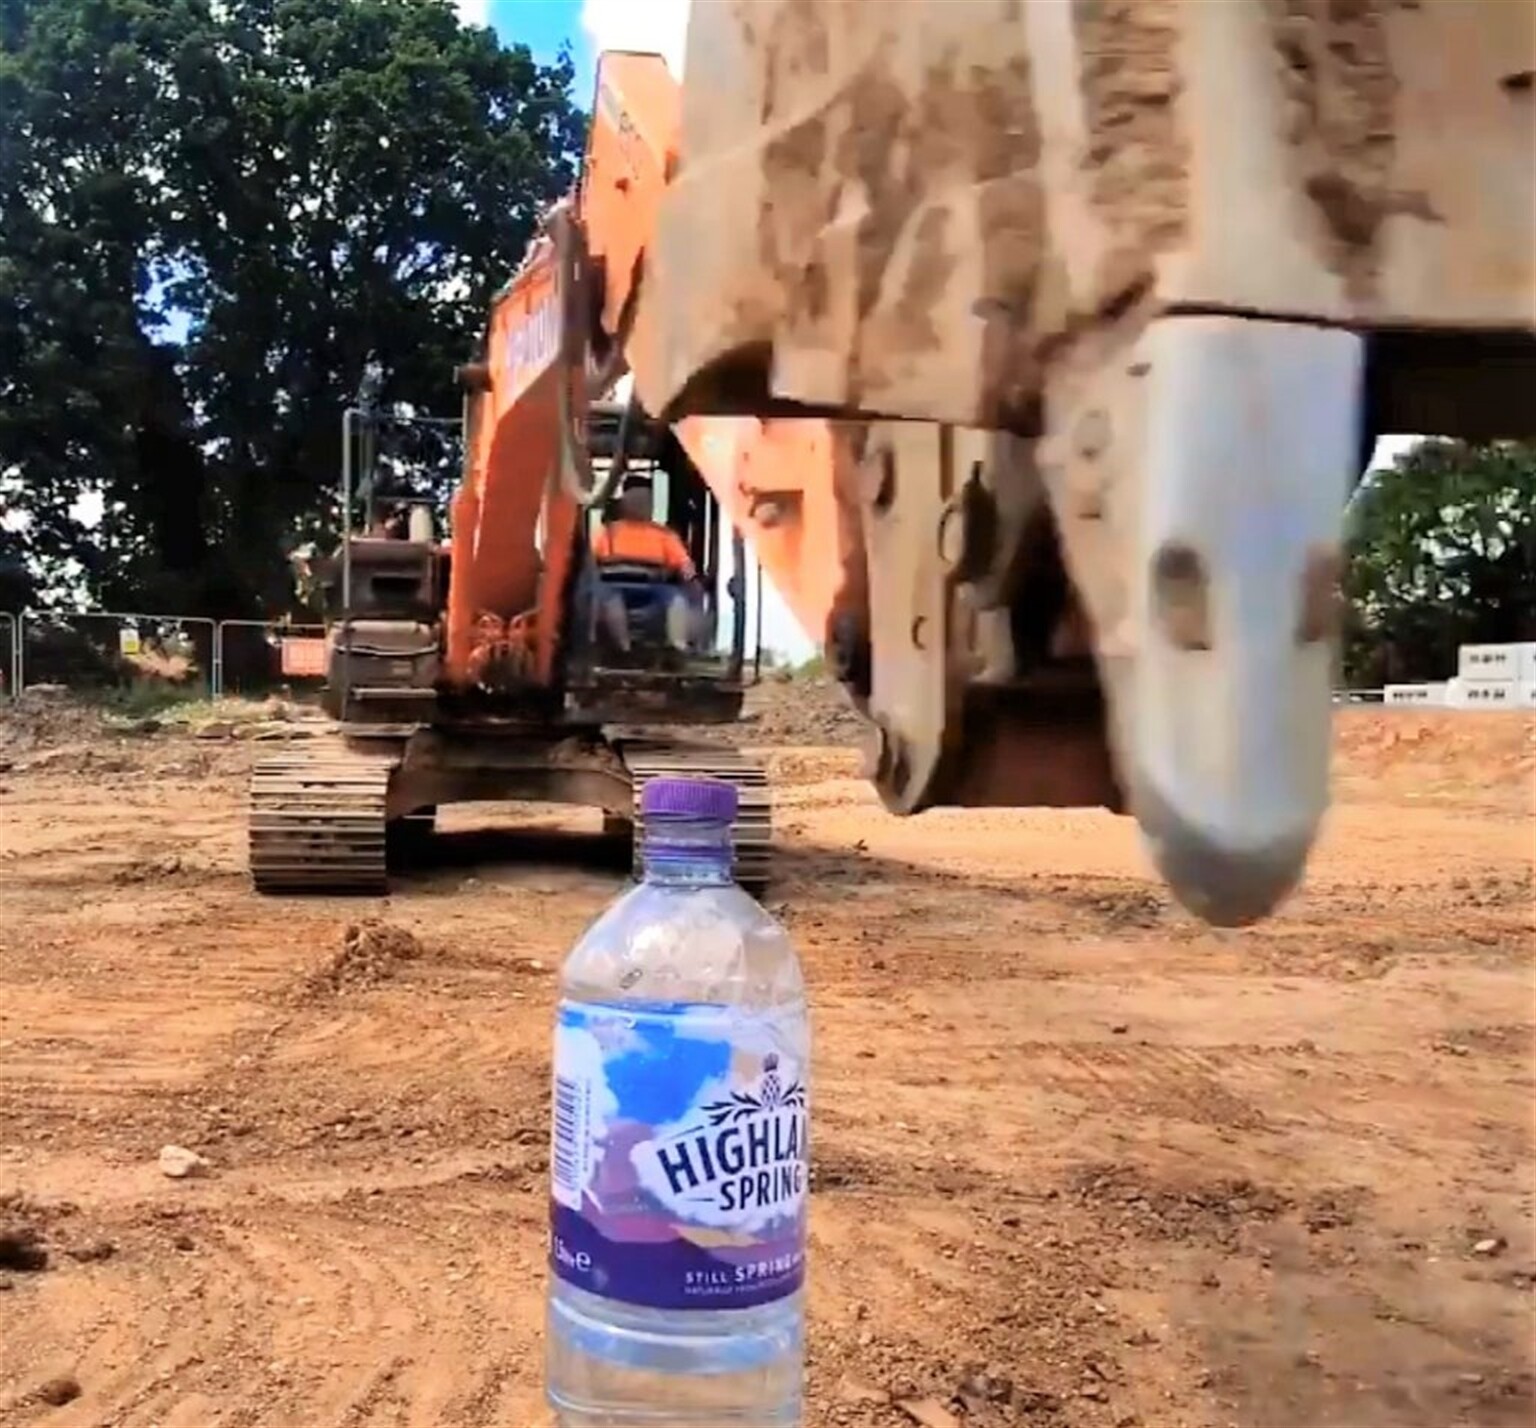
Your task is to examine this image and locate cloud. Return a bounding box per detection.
[453,0,490,27]
[580,0,691,77]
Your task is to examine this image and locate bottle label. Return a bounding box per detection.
[549,999,809,1311]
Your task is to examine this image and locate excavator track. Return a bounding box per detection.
[249,743,400,895]
[621,742,772,892]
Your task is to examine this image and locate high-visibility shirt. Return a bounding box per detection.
[593,520,695,580]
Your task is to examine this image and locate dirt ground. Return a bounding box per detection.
[0,693,1532,1428]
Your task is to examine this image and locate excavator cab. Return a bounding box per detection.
[584,475,697,661]
[563,402,749,725]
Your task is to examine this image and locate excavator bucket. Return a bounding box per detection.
[627,0,1535,924]
[639,0,1534,422]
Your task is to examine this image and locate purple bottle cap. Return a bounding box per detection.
[640,777,739,823]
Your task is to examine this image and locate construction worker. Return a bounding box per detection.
[592,477,701,654]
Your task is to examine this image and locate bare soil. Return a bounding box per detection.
[0,697,1532,1428]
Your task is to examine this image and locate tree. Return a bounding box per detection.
[1,0,583,615]
[0,0,170,605]
[1343,439,1536,685]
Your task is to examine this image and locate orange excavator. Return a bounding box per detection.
[251,3,1534,925]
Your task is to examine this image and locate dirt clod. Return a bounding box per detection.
[64,1240,116,1263]
[958,1369,1014,1404]
[157,1145,209,1180]
[0,1227,49,1273]
[838,1374,891,1405]
[35,1377,81,1407]
[897,1398,962,1428]
[303,921,424,996]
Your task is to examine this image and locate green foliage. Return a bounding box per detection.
[1,0,582,615]
[1343,440,1536,685]
[95,679,207,720]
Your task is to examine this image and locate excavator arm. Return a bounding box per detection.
[450,3,1535,927]
[446,54,855,699]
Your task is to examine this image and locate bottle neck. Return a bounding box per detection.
[641,817,735,887]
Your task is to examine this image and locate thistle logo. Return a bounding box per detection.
[632,1054,809,1232]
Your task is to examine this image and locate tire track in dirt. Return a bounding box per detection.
[0,1214,262,1428]
[803,1185,1157,1424]
[1010,1041,1271,1129]
[216,1192,551,1428]
[1,980,273,1110]
[251,1220,422,1423]
[0,907,350,1123]
[266,1002,548,1090]
[3,709,1532,1428]
[0,1192,550,1428]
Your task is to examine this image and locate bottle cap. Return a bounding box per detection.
[640,776,739,823]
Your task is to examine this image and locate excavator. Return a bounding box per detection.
[250,0,1534,926]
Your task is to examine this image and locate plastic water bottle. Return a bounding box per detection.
[546,777,808,1427]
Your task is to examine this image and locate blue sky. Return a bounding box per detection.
[477,1,589,81]
[463,0,691,104]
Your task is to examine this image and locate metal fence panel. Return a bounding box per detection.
[0,613,15,700]
[18,611,216,700]
[215,621,328,701]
